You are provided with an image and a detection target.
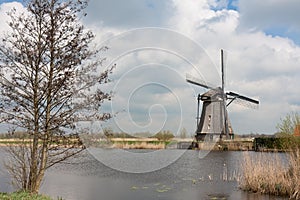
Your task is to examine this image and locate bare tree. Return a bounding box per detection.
[154,130,174,141]
[0,0,113,193]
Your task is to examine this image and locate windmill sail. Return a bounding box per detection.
[220,49,229,139]
[186,74,215,90]
[226,92,259,109]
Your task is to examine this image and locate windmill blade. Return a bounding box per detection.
[226,91,259,109]
[186,73,215,90]
[227,92,259,104]
[221,49,228,91]
[221,49,225,92]
[220,49,230,139]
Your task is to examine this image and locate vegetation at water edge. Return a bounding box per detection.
[240,112,300,199]
[0,191,52,200]
[239,149,300,199]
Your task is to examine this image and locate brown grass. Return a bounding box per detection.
[112,141,165,149]
[239,149,300,199]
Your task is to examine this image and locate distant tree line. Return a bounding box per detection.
[0,131,29,139]
[0,128,187,141]
[152,130,175,141]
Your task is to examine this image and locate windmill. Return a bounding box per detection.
[186,49,259,141]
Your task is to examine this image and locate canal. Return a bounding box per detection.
[0,149,288,200]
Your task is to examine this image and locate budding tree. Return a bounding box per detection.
[277,112,300,135]
[0,0,113,193]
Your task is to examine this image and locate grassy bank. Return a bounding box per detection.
[239,149,300,199]
[111,141,168,149]
[0,191,52,200]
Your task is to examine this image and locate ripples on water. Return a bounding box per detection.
[0,149,288,200]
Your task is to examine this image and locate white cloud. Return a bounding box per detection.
[1,0,299,135]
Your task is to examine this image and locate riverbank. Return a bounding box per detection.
[77,137,256,150]
[0,191,52,200]
[0,138,255,150]
[0,138,82,148]
[1,137,297,152]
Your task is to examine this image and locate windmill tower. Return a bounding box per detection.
[186,50,259,141]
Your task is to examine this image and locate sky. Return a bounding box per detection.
[0,0,299,136]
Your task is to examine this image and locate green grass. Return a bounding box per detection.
[0,191,52,200]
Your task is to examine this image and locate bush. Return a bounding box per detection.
[254,136,300,151]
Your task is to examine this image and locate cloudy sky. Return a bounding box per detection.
[0,0,299,136]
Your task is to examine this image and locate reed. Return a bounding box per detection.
[239,149,300,199]
[112,141,166,149]
[287,149,300,199]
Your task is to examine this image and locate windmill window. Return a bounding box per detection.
[208,115,211,121]
[208,124,210,129]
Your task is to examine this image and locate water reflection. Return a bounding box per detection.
[0,149,288,200]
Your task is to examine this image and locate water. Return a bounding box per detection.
[0,149,288,200]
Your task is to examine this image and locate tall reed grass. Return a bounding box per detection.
[239,149,300,199]
[112,141,166,149]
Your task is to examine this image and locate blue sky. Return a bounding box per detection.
[0,0,299,135]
